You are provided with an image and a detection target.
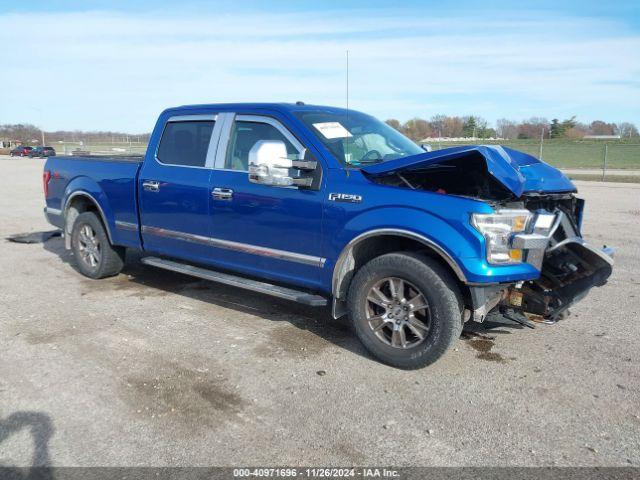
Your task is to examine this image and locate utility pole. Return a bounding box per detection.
[41,129,45,146]
[602,143,608,181]
[539,127,544,160]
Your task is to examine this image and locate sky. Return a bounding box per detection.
[1,0,639,132]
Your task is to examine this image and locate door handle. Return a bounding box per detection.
[142,180,160,192]
[212,187,233,200]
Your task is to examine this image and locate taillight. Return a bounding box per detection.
[43,170,51,197]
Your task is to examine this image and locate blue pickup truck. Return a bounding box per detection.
[43,103,613,368]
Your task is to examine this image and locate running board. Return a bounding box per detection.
[140,256,328,307]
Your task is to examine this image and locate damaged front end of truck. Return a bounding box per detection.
[503,196,613,322]
[361,145,614,323]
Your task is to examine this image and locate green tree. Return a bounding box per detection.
[562,116,577,132]
[462,116,477,138]
[550,116,578,138]
[478,127,497,139]
[549,119,563,138]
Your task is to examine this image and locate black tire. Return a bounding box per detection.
[347,252,463,369]
[71,212,125,279]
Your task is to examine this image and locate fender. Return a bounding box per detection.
[325,203,485,296]
[62,176,116,247]
[331,227,468,298]
[328,224,473,319]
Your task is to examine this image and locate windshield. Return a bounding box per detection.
[295,110,423,167]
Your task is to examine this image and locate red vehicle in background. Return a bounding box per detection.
[9,146,33,157]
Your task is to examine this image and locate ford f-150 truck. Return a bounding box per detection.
[43,103,614,369]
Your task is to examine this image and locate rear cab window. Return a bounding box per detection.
[157,120,215,167]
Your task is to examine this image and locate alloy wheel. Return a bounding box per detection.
[364,277,431,349]
[77,224,101,268]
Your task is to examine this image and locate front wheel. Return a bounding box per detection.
[71,212,125,279]
[347,252,463,369]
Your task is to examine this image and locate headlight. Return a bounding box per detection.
[472,209,532,264]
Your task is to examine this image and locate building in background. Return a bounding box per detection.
[583,135,621,140]
[0,138,22,148]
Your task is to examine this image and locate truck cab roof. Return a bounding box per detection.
[164,102,352,116]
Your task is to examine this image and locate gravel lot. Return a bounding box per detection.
[1,155,639,467]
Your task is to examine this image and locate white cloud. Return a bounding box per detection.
[1,8,638,130]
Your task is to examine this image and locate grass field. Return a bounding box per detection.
[429,139,640,170]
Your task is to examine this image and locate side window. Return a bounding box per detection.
[157,120,214,167]
[225,121,299,171]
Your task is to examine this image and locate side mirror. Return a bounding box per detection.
[248,140,317,188]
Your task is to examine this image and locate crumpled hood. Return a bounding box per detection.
[361,145,576,198]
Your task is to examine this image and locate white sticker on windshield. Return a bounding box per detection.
[312,122,353,139]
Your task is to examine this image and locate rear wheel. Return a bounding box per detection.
[71,212,124,279]
[347,252,463,369]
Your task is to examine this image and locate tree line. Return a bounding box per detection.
[0,123,151,145]
[385,116,640,141]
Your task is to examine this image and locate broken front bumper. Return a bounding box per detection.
[509,238,614,320]
[469,209,614,322]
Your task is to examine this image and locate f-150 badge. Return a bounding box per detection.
[328,193,362,203]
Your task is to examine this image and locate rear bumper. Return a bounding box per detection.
[44,206,64,229]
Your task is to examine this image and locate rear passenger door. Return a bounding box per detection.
[208,113,325,290]
[139,114,221,263]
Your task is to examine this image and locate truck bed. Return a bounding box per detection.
[44,155,143,248]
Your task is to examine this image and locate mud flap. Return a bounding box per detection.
[514,239,613,321]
